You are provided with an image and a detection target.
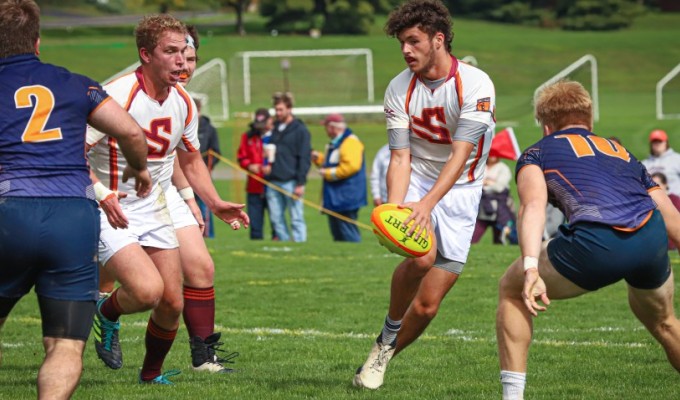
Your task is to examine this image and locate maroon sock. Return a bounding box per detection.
[183,286,215,340]
[99,289,123,322]
[140,317,177,381]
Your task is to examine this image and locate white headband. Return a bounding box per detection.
[186,35,195,49]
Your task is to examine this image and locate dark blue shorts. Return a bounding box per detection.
[0,197,100,301]
[548,210,670,291]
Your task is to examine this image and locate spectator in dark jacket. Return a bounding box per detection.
[194,98,221,238]
[265,92,312,242]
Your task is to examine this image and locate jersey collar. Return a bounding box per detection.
[0,53,38,66]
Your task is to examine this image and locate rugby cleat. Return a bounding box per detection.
[353,334,396,390]
[92,297,123,369]
[139,369,181,385]
[190,333,238,373]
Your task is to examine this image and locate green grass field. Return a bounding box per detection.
[2,10,680,399]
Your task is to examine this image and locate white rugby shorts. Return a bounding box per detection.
[98,185,178,265]
[404,172,482,267]
[165,184,200,229]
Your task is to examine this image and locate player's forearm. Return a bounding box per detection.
[650,188,680,249]
[171,157,191,190]
[420,141,473,208]
[88,100,147,172]
[386,151,410,204]
[116,133,148,173]
[518,201,546,259]
[178,150,221,208]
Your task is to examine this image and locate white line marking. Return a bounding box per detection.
[1,319,651,349]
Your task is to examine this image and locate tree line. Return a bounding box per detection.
[37,0,672,34]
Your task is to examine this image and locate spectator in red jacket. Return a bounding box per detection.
[237,108,274,239]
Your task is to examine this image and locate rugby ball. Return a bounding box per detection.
[370,203,432,258]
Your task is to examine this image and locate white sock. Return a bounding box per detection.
[500,370,526,400]
[380,315,401,346]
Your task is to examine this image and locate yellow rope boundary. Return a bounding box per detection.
[206,150,373,232]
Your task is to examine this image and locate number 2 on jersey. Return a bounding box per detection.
[14,85,63,143]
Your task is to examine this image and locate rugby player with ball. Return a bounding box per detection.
[354,0,496,390]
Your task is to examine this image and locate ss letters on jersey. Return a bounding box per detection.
[145,118,173,159]
[411,107,451,144]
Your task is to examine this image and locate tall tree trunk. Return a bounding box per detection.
[236,1,245,36]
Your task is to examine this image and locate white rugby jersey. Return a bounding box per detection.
[87,69,199,199]
[384,56,495,183]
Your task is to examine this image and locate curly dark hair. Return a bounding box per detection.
[385,0,454,53]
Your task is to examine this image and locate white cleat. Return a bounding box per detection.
[353,337,396,389]
[191,359,234,373]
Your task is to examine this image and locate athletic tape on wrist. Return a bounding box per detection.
[523,256,538,272]
[93,182,114,202]
[178,187,194,201]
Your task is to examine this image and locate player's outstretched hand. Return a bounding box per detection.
[522,268,550,317]
[400,200,433,241]
[100,193,129,230]
[213,201,250,229]
[122,165,152,198]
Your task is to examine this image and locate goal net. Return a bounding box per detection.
[102,58,229,122]
[534,54,599,122]
[230,49,374,111]
[185,58,229,122]
[656,63,680,120]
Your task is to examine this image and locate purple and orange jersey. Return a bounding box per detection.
[517,128,658,230]
[0,54,109,198]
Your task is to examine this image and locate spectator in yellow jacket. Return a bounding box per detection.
[312,114,367,242]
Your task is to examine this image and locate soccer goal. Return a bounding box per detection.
[534,54,599,122]
[233,49,375,108]
[185,58,229,122]
[656,62,680,120]
[102,58,229,122]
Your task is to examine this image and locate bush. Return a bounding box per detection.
[560,0,646,31]
[487,1,542,25]
[323,1,375,35]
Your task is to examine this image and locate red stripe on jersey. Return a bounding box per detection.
[181,135,198,152]
[175,84,194,128]
[467,133,485,182]
[124,82,142,111]
[404,75,418,126]
[446,55,459,83]
[454,71,464,112]
[108,137,119,191]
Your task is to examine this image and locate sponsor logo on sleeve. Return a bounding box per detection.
[476,97,491,112]
[384,107,396,119]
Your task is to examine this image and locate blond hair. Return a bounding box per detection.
[135,14,186,60]
[534,80,593,131]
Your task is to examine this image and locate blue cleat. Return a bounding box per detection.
[92,297,123,369]
[139,369,181,385]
